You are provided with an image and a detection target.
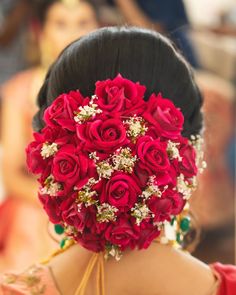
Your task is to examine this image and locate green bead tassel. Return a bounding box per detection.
[170,216,176,226]
[180,217,191,232]
[176,232,183,244]
[54,224,65,235]
[60,238,67,249]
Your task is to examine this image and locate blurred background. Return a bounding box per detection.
[0,0,235,272]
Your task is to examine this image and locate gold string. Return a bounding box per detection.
[40,239,75,265]
[100,254,105,295]
[74,253,99,295]
[96,253,105,295]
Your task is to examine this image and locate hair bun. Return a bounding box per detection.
[26,75,203,259]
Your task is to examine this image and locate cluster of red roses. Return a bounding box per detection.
[26,75,198,256]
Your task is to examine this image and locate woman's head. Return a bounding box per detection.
[34,0,98,62]
[29,27,204,254]
[34,26,203,138]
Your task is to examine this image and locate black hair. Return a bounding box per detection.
[33,0,97,25]
[33,26,203,138]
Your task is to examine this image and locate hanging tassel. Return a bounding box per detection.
[74,252,105,295]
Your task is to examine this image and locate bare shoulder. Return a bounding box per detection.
[46,244,216,295]
[105,243,216,295]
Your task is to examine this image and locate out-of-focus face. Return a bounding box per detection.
[41,1,98,60]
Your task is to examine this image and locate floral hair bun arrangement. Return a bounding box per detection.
[26,75,205,260]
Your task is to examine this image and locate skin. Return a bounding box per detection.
[49,241,217,295]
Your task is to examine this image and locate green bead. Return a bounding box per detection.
[54,224,65,235]
[170,217,176,226]
[180,217,191,232]
[60,238,66,249]
[176,232,183,244]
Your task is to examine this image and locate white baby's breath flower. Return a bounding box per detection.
[153,221,165,231]
[96,203,118,223]
[141,176,162,200]
[89,152,100,162]
[167,141,182,161]
[74,102,102,124]
[77,203,83,212]
[105,245,122,261]
[40,176,61,197]
[131,203,153,226]
[77,189,98,207]
[86,178,99,187]
[41,142,58,159]
[91,94,98,100]
[125,116,148,140]
[97,161,114,179]
[190,135,206,174]
[177,174,192,200]
[112,148,137,174]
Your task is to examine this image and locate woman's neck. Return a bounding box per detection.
[48,242,217,295]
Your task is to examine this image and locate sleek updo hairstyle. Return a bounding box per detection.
[33,26,203,138]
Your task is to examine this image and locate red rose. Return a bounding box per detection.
[136,136,170,177]
[169,192,185,215]
[148,190,185,222]
[178,140,198,178]
[148,197,172,222]
[138,223,161,249]
[26,141,46,174]
[161,189,185,216]
[40,126,79,146]
[133,164,149,188]
[155,167,177,187]
[39,193,62,224]
[95,74,146,116]
[100,173,141,211]
[62,202,88,232]
[52,145,95,188]
[26,126,79,175]
[77,118,129,157]
[144,94,184,139]
[134,164,177,188]
[44,91,89,131]
[105,215,140,250]
[78,232,105,253]
[59,193,76,210]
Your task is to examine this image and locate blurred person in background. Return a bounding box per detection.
[0,0,98,272]
[105,0,199,67]
[0,0,31,86]
[191,78,235,264]
[0,0,32,141]
[187,1,236,263]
